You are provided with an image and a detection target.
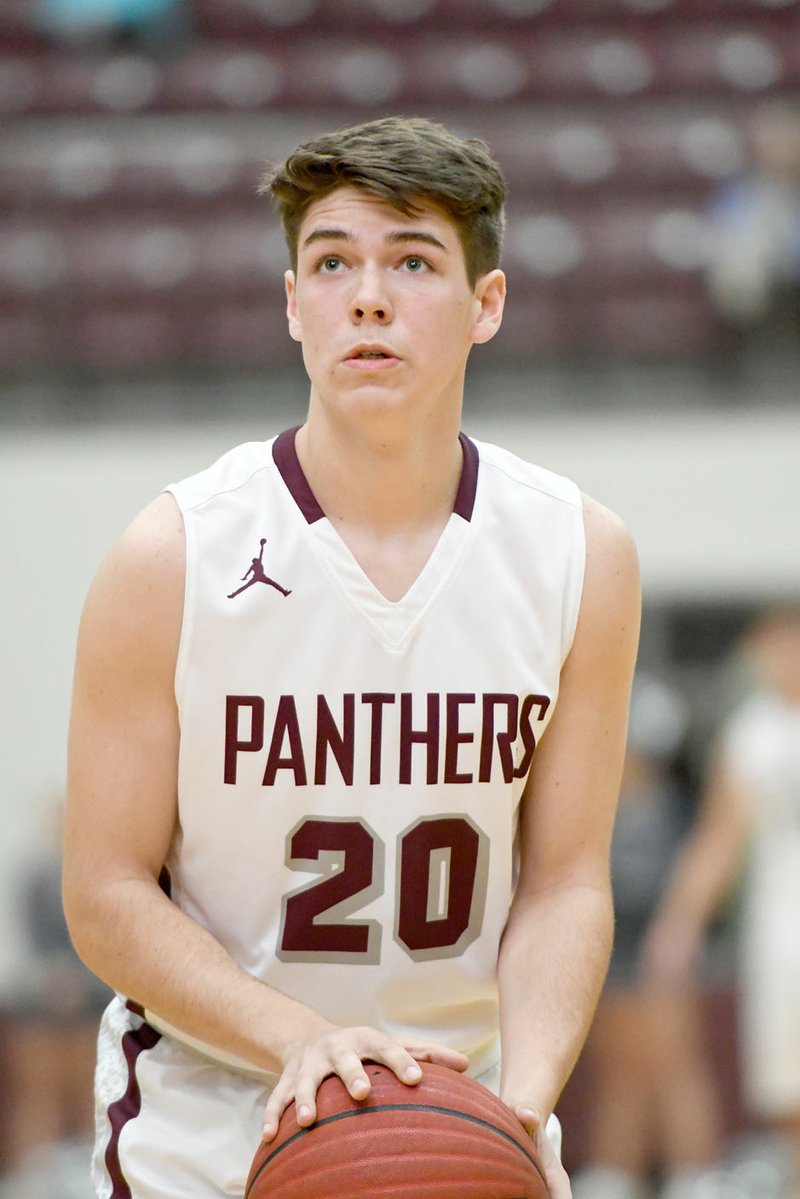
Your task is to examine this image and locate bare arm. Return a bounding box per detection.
[640,748,750,982]
[64,494,320,1069]
[498,496,640,1185]
[64,494,463,1125]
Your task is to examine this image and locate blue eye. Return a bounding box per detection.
[319,257,343,273]
[403,256,427,272]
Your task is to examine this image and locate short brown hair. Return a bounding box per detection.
[259,116,506,287]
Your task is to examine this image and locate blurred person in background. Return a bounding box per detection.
[644,607,800,1199]
[35,0,190,53]
[706,101,800,364]
[2,801,110,1197]
[572,676,727,1199]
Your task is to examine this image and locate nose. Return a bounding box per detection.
[350,265,393,324]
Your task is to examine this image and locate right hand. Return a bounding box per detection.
[261,1023,469,1141]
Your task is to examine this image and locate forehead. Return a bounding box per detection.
[297,185,461,246]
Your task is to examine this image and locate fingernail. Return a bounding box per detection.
[403,1065,422,1082]
[297,1104,311,1121]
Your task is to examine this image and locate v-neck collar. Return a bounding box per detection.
[272,426,479,525]
[271,426,480,652]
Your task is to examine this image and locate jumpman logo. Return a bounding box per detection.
[227,538,292,600]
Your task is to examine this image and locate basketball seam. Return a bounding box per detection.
[246,1103,547,1196]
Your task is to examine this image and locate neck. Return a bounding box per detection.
[295,405,465,534]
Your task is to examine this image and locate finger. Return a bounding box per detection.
[513,1104,542,1138]
[292,1072,328,1128]
[328,1051,372,1101]
[408,1045,470,1072]
[527,1117,572,1199]
[261,1080,295,1141]
[544,1159,573,1199]
[294,1097,316,1128]
[364,1044,424,1085]
[507,1107,567,1198]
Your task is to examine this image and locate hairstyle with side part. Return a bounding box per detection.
[259,116,507,287]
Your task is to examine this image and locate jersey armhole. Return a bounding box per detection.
[560,492,587,666]
[164,486,193,719]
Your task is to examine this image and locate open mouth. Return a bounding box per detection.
[350,350,391,359]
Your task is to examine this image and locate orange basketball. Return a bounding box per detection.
[245,1061,549,1199]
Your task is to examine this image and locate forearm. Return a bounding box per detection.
[497,881,614,1118]
[65,875,330,1072]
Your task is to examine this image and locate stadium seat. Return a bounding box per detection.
[5,0,798,376]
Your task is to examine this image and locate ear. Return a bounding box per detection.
[469,269,506,346]
[285,270,302,342]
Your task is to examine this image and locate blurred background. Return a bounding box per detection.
[1,0,799,1196]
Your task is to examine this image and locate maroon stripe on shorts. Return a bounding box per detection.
[273,427,480,524]
[105,1020,162,1199]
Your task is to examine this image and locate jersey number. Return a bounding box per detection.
[278,815,489,964]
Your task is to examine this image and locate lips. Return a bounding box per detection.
[345,344,396,361]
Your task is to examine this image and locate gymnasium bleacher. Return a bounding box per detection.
[1,0,798,380]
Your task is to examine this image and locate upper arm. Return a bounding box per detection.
[517,495,641,894]
[64,492,186,922]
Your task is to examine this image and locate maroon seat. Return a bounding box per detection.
[0,307,54,374]
[72,302,181,371]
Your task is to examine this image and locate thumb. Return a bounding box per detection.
[512,1103,544,1136]
[512,1107,572,1199]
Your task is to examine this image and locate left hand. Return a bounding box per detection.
[508,1103,572,1199]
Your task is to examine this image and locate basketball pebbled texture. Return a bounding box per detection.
[245,1061,549,1199]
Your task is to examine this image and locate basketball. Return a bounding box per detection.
[245,1061,549,1199]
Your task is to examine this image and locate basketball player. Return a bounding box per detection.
[63,116,640,1199]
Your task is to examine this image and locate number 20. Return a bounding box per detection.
[278,815,489,965]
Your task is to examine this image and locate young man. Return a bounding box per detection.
[64,116,640,1198]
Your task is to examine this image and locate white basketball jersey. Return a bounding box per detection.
[719,692,800,1115]
[155,429,585,1079]
[721,692,800,888]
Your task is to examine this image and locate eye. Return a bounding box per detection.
[400,255,430,273]
[316,256,345,274]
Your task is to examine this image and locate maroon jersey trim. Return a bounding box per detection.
[272,428,479,524]
[272,427,325,524]
[453,431,479,521]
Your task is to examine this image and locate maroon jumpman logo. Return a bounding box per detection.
[228,538,291,599]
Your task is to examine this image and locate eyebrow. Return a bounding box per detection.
[301,228,449,253]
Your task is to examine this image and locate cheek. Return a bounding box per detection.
[293,297,328,344]
[414,289,472,335]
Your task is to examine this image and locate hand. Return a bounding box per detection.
[508,1104,572,1199]
[261,1024,469,1141]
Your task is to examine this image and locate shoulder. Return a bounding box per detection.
[97,491,185,596]
[568,493,640,670]
[78,492,185,678]
[581,493,640,585]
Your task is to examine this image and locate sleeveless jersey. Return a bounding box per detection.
[719,691,800,1113]
[154,428,585,1080]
